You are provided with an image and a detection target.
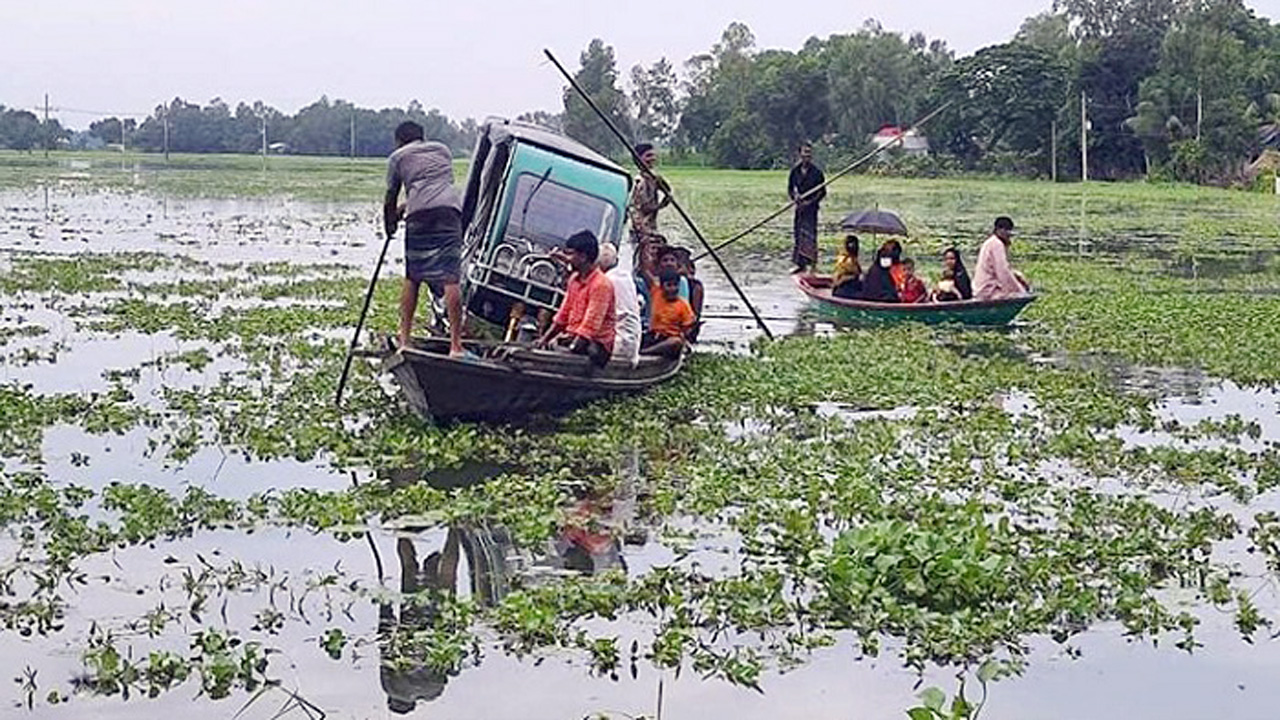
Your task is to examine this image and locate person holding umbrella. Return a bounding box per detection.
[788,142,826,274]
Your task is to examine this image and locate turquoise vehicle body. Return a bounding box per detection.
[457,119,632,332]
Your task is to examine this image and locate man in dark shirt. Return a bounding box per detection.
[787,142,826,274]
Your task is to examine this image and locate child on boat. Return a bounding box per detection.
[899,258,928,304]
[831,234,863,299]
[640,268,696,359]
[932,267,961,302]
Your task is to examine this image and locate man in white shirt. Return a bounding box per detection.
[597,243,640,365]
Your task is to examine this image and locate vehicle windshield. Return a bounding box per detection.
[504,172,618,248]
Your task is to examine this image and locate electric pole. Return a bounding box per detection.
[260,112,267,172]
[1051,119,1057,183]
[1080,90,1088,183]
[43,94,50,159]
[350,112,356,159]
[162,104,170,162]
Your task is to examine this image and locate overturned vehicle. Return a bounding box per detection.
[383,119,682,423]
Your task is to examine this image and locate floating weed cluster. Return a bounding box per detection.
[2,184,1280,718]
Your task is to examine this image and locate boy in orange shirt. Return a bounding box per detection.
[640,268,695,359]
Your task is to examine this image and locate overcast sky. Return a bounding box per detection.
[3,0,1278,130]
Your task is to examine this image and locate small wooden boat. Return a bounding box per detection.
[383,336,683,423]
[794,275,1036,327]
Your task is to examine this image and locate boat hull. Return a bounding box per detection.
[795,275,1035,327]
[383,337,682,423]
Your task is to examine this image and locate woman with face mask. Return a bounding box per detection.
[857,246,900,302]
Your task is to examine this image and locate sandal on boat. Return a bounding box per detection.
[449,349,482,363]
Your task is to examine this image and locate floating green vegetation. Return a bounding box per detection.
[3,182,1280,716]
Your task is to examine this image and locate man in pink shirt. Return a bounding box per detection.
[973,216,1030,300]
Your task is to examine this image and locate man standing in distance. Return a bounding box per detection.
[972,216,1031,300]
[384,121,467,356]
[628,143,670,243]
[788,142,826,274]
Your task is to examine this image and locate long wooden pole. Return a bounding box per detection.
[543,48,774,341]
[694,100,953,261]
[335,230,395,407]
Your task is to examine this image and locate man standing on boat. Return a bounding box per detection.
[973,216,1031,300]
[384,121,467,357]
[628,143,670,243]
[788,142,826,274]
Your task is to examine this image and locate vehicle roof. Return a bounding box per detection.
[483,118,629,177]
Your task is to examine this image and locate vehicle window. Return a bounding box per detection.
[505,172,618,247]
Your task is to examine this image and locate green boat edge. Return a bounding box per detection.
[794,275,1036,327]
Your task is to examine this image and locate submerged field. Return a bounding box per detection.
[2,151,1280,719]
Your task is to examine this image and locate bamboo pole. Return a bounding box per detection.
[544,48,775,340]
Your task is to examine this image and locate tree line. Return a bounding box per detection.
[2,0,1276,185]
[0,97,478,158]
[563,0,1280,184]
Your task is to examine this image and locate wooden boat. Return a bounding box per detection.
[383,337,682,423]
[380,119,684,422]
[794,274,1036,327]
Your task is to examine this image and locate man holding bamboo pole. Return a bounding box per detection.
[788,142,826,274]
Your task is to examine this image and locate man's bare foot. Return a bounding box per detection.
[398,335,411,349]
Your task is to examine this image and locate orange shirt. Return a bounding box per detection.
[889,263,907,292]
[649,282,696,339]
[555,267,616,352]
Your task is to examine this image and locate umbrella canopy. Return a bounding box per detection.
[839,209,908,236]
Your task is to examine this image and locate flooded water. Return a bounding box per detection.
[5,185,1280,720]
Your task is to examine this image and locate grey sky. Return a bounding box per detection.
[3,0,1278,130]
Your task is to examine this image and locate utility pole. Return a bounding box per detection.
[162,104,170,162]
[1196,86,1203,142]
[1051,119,1058,183]
[43,94,50,159]
[260,112,267,172]
[1080,90,1088,183]
[350,112,356,159]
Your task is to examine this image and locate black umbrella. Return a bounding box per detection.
[839,209,908,236]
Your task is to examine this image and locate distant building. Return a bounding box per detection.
[870,125,929,156]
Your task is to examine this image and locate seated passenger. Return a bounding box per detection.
[537,230,616,366]
[932,268,961,302]
[883,239,906,291]
[598,242,640,365]
[640,268,695,359]
[640,243,690,303]
[973,216,1030,300]
[831,234,863,299]
[899,258,928,303]
[942,247,973,300]
[858,247,899,302]
[674,247,704,318]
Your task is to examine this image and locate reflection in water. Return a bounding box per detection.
[375,454,645,713]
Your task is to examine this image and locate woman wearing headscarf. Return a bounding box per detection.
[858,246,899,302]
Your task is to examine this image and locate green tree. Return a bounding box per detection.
[931,42,1069,169]
[562,39,632,155]
[630,58,679,146]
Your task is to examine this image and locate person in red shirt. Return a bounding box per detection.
[538,230,616,366]
[898,258,929,303]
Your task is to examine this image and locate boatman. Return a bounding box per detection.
[384,120,468,357]
[972,216,1031,300]
[537,230,616,367]
[787,141,826,274]
[628,143,671,243]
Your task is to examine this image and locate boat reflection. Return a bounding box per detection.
[374,457,645,713]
